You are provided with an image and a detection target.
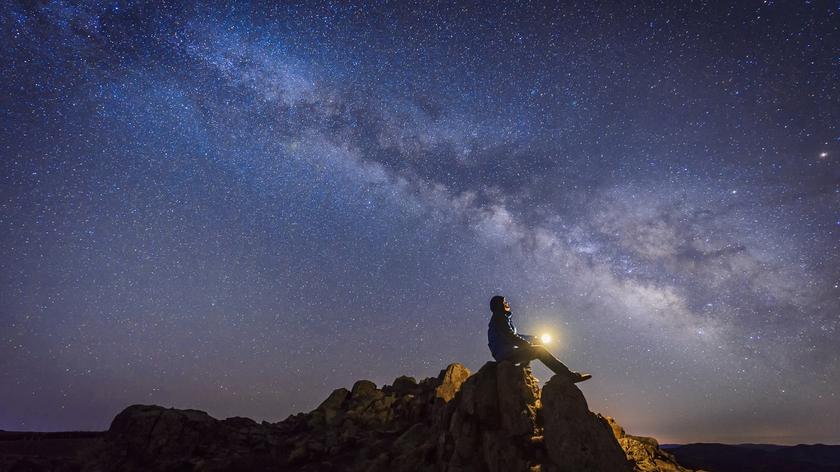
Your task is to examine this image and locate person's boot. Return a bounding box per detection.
[570,372,592,383]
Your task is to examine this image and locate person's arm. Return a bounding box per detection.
[501,315,532,348]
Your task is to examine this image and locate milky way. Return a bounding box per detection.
[1,1,839,444]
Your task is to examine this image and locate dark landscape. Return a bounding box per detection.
[2,362,686,471]
[3,362,838,472]
[3,2,839,471]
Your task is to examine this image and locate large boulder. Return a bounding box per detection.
[541,377,632,471]
[441,361,631,471]
[442,361,541,471]
[107,405,218,458]
[92,404,280,471]
[435,363,471,402]
[310,387,349,428]
[496,361,541,436]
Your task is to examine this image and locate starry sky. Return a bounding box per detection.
[1,1,839,444]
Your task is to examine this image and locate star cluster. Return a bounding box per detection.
[1,1,838,444]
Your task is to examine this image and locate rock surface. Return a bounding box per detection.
[607,417,694,472]
[2,362,693,471]
[541,374,630,471]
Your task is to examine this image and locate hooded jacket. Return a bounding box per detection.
[487,311,534,361]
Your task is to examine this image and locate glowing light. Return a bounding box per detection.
[540,333,552,344]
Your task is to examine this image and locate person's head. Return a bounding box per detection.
[490,295,510,314]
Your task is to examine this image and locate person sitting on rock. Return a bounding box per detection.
[487,295,591,383]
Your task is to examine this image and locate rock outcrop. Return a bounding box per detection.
[607,418,693,472]
[10,362,692,471]
[541,374,631,471]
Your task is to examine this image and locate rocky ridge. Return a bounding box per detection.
[27,361,693,471]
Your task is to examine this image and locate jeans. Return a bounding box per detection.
[501,345,573,376]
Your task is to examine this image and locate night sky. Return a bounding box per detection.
[2,1,839,444]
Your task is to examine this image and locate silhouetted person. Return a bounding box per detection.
[487,295,591,383]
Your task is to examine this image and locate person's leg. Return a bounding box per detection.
[532,346,574,376]
[503,347,537,367]
[503,346,591,382]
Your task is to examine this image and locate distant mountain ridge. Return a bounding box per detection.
[666,443,840,472]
